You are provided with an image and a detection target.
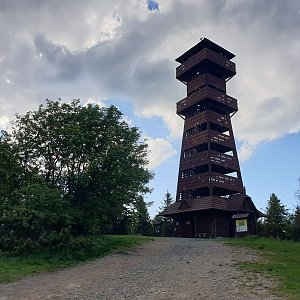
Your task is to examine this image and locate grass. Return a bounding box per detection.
[0,235,153,284]
[226,236,300,299]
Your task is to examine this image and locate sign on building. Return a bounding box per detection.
[236,218,248,232]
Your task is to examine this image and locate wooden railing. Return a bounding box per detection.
[184,110,230,131]
[210,131,234,148]
[176,86,238,115]
[177,173,243,193]
[184,111,207,131]
[182,130,235,150]
[187,74,226,95]
[209,151,238,169]
[179,150,239,171]
[180,151,210,170]
[182,131,208,150]
[176,48,236,79]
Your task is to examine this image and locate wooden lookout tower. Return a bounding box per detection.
[161,38,264,237]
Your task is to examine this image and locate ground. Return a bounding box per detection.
[0,238,286,300]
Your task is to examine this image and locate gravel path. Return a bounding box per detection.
[0,238,285,300]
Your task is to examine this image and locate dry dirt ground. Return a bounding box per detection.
[0,238,286,300]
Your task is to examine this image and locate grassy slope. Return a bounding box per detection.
[226,237,300,300]
[0,235,153,284]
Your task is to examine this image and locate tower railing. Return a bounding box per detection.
[187,73,226,95]
[179,150,239,171]
[182,130,235,150]
[176,48,236,79]
[177,86,238,115]
[177,172,243,192]
[184,110,230,131]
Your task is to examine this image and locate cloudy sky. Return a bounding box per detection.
[1,0,300,216]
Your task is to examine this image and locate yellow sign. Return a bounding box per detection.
[236,219,248,232]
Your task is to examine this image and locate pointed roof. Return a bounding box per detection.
[176,37,235,64]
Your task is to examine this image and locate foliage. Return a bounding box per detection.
[262,193,288,239]
[134,196,153,236]
[153,191,174,236]
[1,99,153,254]
[0,131,24,199]
[0,235,153,283]
[0,181,72,255]
[295,178,300,203]
[226,236,300,299]
[159,191,174,212]
[110,197,153,236]
[290,206,300,241]
[290,179,300,241]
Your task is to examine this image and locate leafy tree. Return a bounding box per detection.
[0,131,24,199]
[0,99,153,254]
[11,99,153,236]
[0,181,72,254]
[264,193,288,239]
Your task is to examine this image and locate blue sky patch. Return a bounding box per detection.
[147,0,159,11]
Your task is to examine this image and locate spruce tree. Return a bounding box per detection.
[153,191,174,236]
[265,193,288,239]
[292,179,300,241]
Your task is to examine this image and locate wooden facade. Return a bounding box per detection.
[161,38,264,237]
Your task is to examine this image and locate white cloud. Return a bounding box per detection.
[238,142,257,162]
[0,117,10,131]
[146,137,177,169]
[0,0,300,161]
[121,115,133,126]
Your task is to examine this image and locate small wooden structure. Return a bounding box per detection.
[161,38,264,237]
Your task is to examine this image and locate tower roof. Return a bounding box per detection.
[175,37,235,64]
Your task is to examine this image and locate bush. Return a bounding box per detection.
[0,182,73,255]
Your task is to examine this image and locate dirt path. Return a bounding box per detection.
[0,238,285,300]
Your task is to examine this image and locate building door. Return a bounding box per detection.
[180,219,194,237]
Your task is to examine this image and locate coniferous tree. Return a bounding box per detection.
[296,179,300,202]
[153,191,174,236]
[134,196,153,236]
[264,193,288,239]
[292,207,300,241]
[291,179,300,241]
[159,191,173,211]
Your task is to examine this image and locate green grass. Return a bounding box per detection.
[225,236,300,299]
[0,235,153,284]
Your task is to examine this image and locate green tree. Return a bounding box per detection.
[0,131,23,199]
[159,191,174,212]
[292,207,300,241]
[0,130,74,254]
[113,197,153,236]
[12,99,153,235]
[264,193,288,239]
[134,196,153,236]
[0,181,72,254]
[295,178,300,203]
[291,179,300,241]
[153,191,174,236]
